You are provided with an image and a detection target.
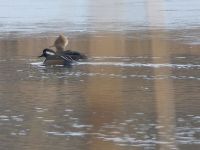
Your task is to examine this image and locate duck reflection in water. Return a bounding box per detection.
[39,34,87,66]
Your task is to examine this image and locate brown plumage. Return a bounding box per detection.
[51,34,68,52]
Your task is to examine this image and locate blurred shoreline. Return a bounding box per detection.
[0,27,199,46]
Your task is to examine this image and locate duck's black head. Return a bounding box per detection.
[39,49,56,58]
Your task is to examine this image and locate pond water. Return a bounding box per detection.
[0,0,200,150]
[0,31,200,150]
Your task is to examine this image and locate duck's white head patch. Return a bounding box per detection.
[46,51,55,56]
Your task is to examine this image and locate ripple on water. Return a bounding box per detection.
[30,61,46,68]
[0,111,29,137]
[77,61,200,69]
[46,131,86,137]
[31,57,200,69]
[1,107,199,149]
[42,110,200,148]
[29,58,200,81]
[29,63,200,81]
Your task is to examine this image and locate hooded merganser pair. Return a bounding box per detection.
[39,35,87,65]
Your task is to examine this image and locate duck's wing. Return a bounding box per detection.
[64,50,87,60]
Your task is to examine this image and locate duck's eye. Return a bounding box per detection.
[46,51,55,55]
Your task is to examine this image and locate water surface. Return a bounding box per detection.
[0,0,200,150]
[0,31,200,150]
[0,0,200,35]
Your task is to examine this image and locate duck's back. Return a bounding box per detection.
[61,50,87,60]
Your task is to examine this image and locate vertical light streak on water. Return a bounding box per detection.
[81,31,127,150]
[147,0,177,149]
